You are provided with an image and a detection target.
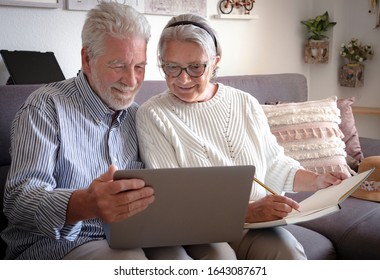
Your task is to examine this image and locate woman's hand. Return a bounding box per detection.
[312,172,349,191]
[293,169,349,192]
[245,195,300,223]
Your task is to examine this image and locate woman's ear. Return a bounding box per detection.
[211,55,221,74]
[214,55,221,66]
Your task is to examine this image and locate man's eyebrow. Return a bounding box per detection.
[107,60,147,66]
[107,60,125,66]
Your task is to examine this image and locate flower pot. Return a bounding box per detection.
[304,40,329,64]
[339,63,364,88]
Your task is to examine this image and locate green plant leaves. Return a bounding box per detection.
[301,11,337,40]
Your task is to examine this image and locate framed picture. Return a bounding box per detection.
[66,0,206,17]
[0,0,62,8]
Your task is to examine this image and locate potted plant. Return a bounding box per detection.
[301,11,337,63]
[339,38,374,87]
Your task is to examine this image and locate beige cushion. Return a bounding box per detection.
[262,96,353,177]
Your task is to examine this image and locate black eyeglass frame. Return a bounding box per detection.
[160,62,208,78]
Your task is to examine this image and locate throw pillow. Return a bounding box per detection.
[337,97,364,163]
[262,96,354,177]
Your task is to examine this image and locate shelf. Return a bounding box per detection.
[213,14,259,20]
[352,106,380,116]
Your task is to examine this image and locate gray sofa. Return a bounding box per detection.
[1,73,380,260]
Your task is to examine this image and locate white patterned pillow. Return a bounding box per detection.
[262,96,354,177]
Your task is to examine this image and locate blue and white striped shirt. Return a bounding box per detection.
[1,72,143,259]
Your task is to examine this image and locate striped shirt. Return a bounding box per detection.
[1,72,143,259]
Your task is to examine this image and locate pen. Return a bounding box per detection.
[253,177,301,213]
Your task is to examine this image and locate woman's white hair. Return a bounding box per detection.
[158,13,222,79]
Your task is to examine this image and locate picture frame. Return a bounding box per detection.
[0,0,62,9]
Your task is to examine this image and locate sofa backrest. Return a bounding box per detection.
[0,84,43,258]
[135,73,308,105]
[0,73,307,258]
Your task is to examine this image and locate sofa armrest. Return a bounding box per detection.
[360,137,380,158]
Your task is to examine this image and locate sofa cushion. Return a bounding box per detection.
[0,166,8,260]
[262,96,353,177]
[360,137,380,158]
[284,224,336,260]
[337,97,363,164]
[216,73,308,104]
[0,84,42,166]
[0,84,42,260]
[288,193,380,259]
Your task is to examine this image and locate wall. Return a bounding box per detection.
[0,0,311,82]
[0,0,379,139]
[310,0,380,139]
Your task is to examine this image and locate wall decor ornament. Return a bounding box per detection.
[0,0,62,8]
[339,38,374,88]
[301,11,337,64]
[66,0,206,16]
[304,40,329,64]
[369,0,380,28]
[339,63,364,88]
[218,0,255,15]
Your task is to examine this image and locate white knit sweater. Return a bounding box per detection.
[136,83,301,201]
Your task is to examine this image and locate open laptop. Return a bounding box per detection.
[0,50,65,84]
[103,165,255,249]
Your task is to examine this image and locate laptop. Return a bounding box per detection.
[103,165,254,249]
[0,50,65,84]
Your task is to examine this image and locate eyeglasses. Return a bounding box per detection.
[161,62,208,78]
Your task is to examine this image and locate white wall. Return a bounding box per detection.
[310,0,380,139]
[0,0,311,82]
[0,0,379,138]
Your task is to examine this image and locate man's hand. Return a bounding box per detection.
[245,195,299,223]
[66,165,155,224]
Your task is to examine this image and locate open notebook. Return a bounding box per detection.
[103,165,254,249]
[245,168,374,229]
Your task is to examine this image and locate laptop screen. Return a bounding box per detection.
[0,50,65,85]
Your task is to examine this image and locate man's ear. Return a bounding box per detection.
[81,48,91,74]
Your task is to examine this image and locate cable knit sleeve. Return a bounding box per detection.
[246,95,303,195]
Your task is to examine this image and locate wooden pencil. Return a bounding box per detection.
[253,177,301,212]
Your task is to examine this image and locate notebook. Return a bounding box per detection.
[0,49,65,84]
[245,168,375,229]
[103,165,254,249]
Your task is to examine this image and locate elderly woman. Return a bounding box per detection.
[136,13,347,259]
